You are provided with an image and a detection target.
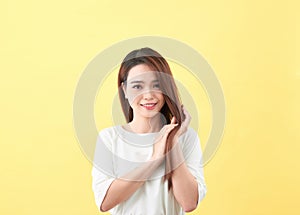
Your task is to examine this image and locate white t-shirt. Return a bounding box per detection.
[92,125,207,215]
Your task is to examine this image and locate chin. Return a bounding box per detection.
[140,109,163,119]
[141,112,161,119]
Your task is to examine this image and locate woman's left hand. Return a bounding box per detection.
[166,105,191,169]
[171,105,191,139]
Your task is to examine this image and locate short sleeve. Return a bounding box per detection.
[181,128,207,204]
[91,167,115,211]
[91,129,116,211]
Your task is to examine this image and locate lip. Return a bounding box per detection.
[140,102,157,110]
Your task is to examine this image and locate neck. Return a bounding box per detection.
[128,115,163,133]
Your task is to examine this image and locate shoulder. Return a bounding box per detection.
[97,126,119,138]
[180,127,203,160]
[96,126,120,149]
[94,126,123,156]
[186,127,198,136]
[180,127,199,142]
[178,127,201,151]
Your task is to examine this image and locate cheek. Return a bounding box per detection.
[126,90,137,103]
[127,89,143,101]
[128,94,142,106]
[157,93,165,103]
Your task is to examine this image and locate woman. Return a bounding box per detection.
[92,47,206,215]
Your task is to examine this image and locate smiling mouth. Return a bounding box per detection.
[140,103,157,110]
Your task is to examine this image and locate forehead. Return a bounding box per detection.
[127,64,157,81]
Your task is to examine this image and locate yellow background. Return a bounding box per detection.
[1,0,299,214]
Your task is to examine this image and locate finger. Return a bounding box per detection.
[164,123,178,129]
[166,125,177,135]
[160,125,176,140]
[182,106,191,121]
[163,124,178,135]
[165,123,178,130]
[180,106,191,129]
[159,123,177,137]
[182,105,189,116]
[161,123,177,132]
[171,116,176,124]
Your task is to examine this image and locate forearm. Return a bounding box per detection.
[100,178,143,212]
[170,137,198,212]
[100,156,164,212]
[172,162,198,212]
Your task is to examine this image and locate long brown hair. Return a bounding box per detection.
[118,47,184,190]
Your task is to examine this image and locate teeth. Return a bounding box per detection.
[142,103,155,107]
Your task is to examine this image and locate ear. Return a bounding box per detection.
[122,82,128,99]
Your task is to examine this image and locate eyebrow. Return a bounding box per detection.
[129,80,159,84]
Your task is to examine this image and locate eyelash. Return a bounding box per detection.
[132,84,160,90]
[153,84,160,88]
[132,85,142,89]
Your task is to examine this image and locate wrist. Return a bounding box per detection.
[149,154,165,166]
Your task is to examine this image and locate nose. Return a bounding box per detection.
[142,89,154,100]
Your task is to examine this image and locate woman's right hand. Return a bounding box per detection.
[151,117,178,159]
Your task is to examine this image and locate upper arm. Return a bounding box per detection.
[92,129,116,211]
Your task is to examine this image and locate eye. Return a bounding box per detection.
[132,84,142,90]
[153,83,160,89]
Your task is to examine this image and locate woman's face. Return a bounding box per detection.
[123,64,165,119]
